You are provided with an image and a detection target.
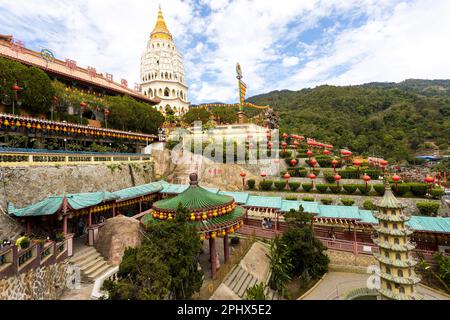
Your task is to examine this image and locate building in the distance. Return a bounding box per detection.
[140,6,189,116]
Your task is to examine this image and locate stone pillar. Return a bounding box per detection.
[223,234,229,263]
[209,237,217,279]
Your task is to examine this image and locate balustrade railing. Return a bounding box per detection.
[17,246,35,268]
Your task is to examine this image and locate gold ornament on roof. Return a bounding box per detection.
[150,5,173,41]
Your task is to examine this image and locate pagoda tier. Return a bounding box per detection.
[373,182,423,300]
[143,173,245,240]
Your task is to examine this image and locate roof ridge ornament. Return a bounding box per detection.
[189,173,198,186]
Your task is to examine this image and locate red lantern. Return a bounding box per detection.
[240,172,246,189]
[392,174,401,193]
[323,150,330,155]
[306,150,313,157]
[11,84,21,91]
[331,159,339,173]
[290,159,297,167]
[334,174,341,187]
[424,176,435,183]
[282,133,288,140]
[260,172,267,181]
[267,141,273,148]
[362,174,371,193]
[309,173,316,180]
[283,173,291,180]
[80,102,87,108]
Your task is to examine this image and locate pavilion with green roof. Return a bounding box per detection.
[141,173,245,278]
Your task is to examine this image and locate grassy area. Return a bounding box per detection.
[284,276,320,300]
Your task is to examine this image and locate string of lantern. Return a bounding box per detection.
[0,113,156,142]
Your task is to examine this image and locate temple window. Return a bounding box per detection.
[383,222,388,228]
[398,270,403,277]
[385,266,391,274]
[396,253,401,260]
[393,223,398,230]
[387,283,392,290]
[164,87,170,97]
[399,287,405,294]
[394,238,400,245]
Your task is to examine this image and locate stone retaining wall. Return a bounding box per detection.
[0,161,154,208]
[0,262,69,300]
[326,249,377,268]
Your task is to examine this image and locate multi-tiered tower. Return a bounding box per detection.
[140,6,189,116]
[372,182,422,300]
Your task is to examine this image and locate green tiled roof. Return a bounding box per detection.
[407,216,450,234]
[112,181,163,201]
[218,191,249,204]
[318,205,361,219]
[245,195,282,208]
[141,206,245,231]
[154,185,232,211]
[280,200,320,214]
[8,192,118,217]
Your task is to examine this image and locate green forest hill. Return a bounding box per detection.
[247,80,450,162]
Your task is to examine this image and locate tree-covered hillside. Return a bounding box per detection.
[247,81,450,162]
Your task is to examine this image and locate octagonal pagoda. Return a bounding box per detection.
[143,173,245,278]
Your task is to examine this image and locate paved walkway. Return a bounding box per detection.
[300,271,450,300]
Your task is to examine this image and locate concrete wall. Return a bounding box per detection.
[0,262,69,300]
[0,161,155,208]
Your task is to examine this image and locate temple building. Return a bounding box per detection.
[140,6,190,116]
[372,182,422,300]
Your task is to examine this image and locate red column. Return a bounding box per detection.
[223,234,229,263]
[210,237,217,279]
[63,215,68,236]
[353,226,357,255]
[112,204,116,217]
[88,208,92,226]
[139,199,142,213]
[26,218,32,235]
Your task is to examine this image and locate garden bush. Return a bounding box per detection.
[302,183,313,192]
[363,200,377,210]
[280,150,292,158]
[312,168,321,175]
[343,184,358,194]
[247,179,256,190]
[373,184,386,196]
[323,170,335,183]
[18,236,30,249]
[274,180,287,191]
[329,185,342,194]
[320,198,333,205]
[341,198,356,206]
[302,197,314,202]
[317,157,332,168]
[416,201,440,216]
[357,184,371,195]
[431,188,445,199]
[259,180,273,191]
[287,167,308,177]
[391,183,410,197]
[410,183,428,197]
[316,184,329,194]
[288,181,301,192]
[285,195,298,200]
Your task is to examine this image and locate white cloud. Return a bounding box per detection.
[0,0,448,104]
[282,56,299,67]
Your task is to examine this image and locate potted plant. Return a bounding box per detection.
[55,232,65,243]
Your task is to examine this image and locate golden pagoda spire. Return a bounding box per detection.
[150,5,173,41]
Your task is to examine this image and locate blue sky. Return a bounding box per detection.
[1,0,449,104]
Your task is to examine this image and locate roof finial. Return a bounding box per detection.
[189,173,199,186]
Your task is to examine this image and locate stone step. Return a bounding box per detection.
[79,255,103,271]
[230,267,246,292]
[70,247,97,264]
[237,273,255,298]
[224,266,240,287]
[84,260,107,276]
[87,263,113,280]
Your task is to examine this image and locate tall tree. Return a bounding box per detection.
[183,107,211,125]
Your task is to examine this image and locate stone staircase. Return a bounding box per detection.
[224,265,282,300]
[0,208,24,241]
[69,247,114,283]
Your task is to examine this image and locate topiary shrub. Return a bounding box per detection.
[341,198,356,206]
[363,200,377,210]
[298,169,308,177]
[373,184,385,196]
[323,170,335,183]
[288,181,301,192]
[18,236,30,249]
[343,184,358,194]
[285,195,298,200]
[357,184,371,195]
[274,180,287,191]
[302,183,313,192]
[391,183,410,197]
[312,168,321,175]
[329,185,342,194]
[302,197,314,202]
[316,184,328,194]
[410,183,428,197]
[280,150,292,158]
[320,198,333,205]
[247,179,256,190]
[259,180,273,191]
[416,201,440,216]
[431,188,445,199]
